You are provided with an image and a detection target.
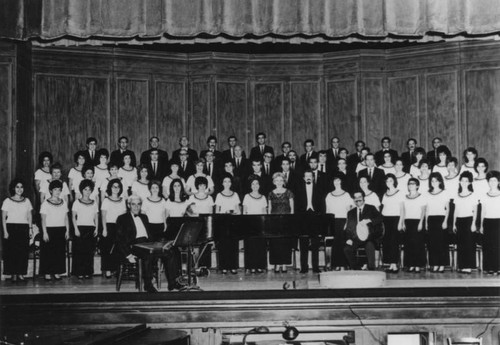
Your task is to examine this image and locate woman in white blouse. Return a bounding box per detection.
[131,165,151,201]
[162,162,186,198]
[215,174,241,274]
[409,148,426,178]
[141,180,167,241]
[100,179,127,278]
[187,176,214,215]
[444,157,460,199]
[459,147,479,178]
[118,154,137,195]
[93,149,110,196]
[325,174,353,270]
[431,146,451,178]
[40,180,69,281]
[453,171,478,274]
[394,159,410,194]
[242,177,268,273]
[473,157,489,197]
[71,179,99,279]
[426,172,450,273]
[381,174,404,273]
[165,179,190,241]
[1,179,34,282]
[480,170,500,274]
[399,177,427,273]
[68,151,86,194]
[34,152,53,195]
[378,152,396,175]
[185,159,214,195]
[358,176,381,210]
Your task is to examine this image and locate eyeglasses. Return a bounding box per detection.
[264,155,273,158]
[408,182,417,185]
[354,199,363,203]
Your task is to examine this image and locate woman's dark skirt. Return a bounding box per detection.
[149,223,165,242]
[71,226,96,276]
[403,219,426,268]
[268,238,292,265]
[3,223,30,275]
[382,216,400,264]
[244,237,267,269]
[39,226,67,275]
[427,215,449,266]
[99,223,119,271]
[331,218,347,267]
[482,218,500,272]
[218,238,239,270]
[456,216,476,269]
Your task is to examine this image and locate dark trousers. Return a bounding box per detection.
[218,238,239,270]
[299,210,321,271]
[382,216,400,264]
[483,218,500,272]
[344,240,376,270]
[244,237,267,269]
[403,219,426,267]
[427,215,449,266]
[3,224,30,275]
[39,227,67,275]
[72,226,96,276]
[99,223,119,271]
[456,217,476,269]
[131,237,154,285]
[331,218,347,267]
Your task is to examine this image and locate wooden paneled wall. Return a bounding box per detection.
[3,41,500,193]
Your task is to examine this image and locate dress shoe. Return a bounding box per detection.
[144,284,158,293]
[281,267,288,273]
[17,275,25,281]
[84,275,91,279]
[256,269,264,273]
[10,275,17,282]
[312,268,321,273]
[250,269,256,274]
[77,276,84,280]
[54,275,62,281]
[230,269,238,275]
[168,283,183,291]
[44,275,52,281]
[299,269,308,274]
[222,269,228,274]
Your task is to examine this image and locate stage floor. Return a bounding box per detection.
[1,269,499,295]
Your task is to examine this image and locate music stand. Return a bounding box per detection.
[171,221,203,291]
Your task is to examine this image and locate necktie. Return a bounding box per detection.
[208,163,212,176]
[153,162,157,174]
[334,149,337,158]
[358,208,362,222]
[314,171,317,183]
[260,146,264,154]
[182,161,186,170]
[291,162,295,170]
[265,164,269,175]
[90,151,94,160]
[369,168,373,179]
[284,172,288,182]
[321,164,325,173]
[231,149,234,159]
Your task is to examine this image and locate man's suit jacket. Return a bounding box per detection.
[281,170,300,195]
[249,145,274,162]
[358,167,386,200]
[295,180,325,214]
[326,148,341,166]
[311,170,328,198]
[427,149,439,167]
[171,148,198,163]
[345,204,383,243]
[115,212,151,258]
[140,149,169,165]
[374,149,399,166]
[177,161,196,180]
[401,151,416,173]
[299,151,318,168]
[203,161,223,182]
[145,160,168,181]
[110,149,137,168]
[222,148,246,162]
[272,154,288,172]
[346,152,363,175]
[232,157,251,178]
[81,150,100,166]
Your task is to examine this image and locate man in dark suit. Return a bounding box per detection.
[115,196,181,292]
[249,132,274,162]
[280,158,299,195]
[144,148,168,181]
[203,150,222,182]
[317,150,334,187]
[140,136,169,165]
[296,170,325,273]
[426,137,443,167]
[374,136,399,166]
[344,191,383,270]
[307,156,328,196]
[273,141,292,171]
[400,138,418,173]
[82,137,99,166]
[232,145,250,179]
[171,136,198,163]
[262,151,275,177]
[245,159,272,195]
[177,148,196,180]
[287,150,302,176]
[222,135,246,162]
[346,140,365,175]
[357,153,386,200]
[299,139,318,168]
[110,136,137,167]
[325,136,341,167]
[200,135,222,161]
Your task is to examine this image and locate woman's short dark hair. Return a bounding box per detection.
[436,145,451,158]
[108,163,119,171]
[97,148,109,159]
[168,178,188,202]
[408,177,420,188]
[50,162,63,174]
[486,170,500,187]
[463,147,478,163]
[414,147,426,157]
[418,159,430,170]
[447,157,458,167]
[458,171,474,193]
[194,176,208,189]
[339,148,348,155]
[8,178,26,196]
[195,158,206,166]
[38,152,53,167]
[220,173,234,190]
[81,164,95,177]
[385,173,398,188]
[148,180,163,197]
[73,150,86,164]
[332,173,346,191]
[248,176,261,193]
[474,157,489,173]
[106,178,123,197]
[79,179,95,194]
[137,164,150,180]
[49,179,63,192]
[429,172,445,192]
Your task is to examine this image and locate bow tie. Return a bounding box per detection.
[306,181,312,185]
[133,214,140,218]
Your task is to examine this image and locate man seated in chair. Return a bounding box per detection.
[344,191,383,270]
[116,195,181,292]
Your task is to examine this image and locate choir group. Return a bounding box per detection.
[2,133,500,285]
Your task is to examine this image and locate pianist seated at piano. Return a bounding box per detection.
[215,173,241,274]
[115,195,181,292]
[187,176,215,215]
